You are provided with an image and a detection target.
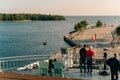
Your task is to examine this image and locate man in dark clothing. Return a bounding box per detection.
[48,59,54,76]
[103,51,107,70]
[107,53,120,80]
[79,45,87,73]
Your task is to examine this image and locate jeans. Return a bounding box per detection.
[87,57,92,73]
[80,58,86,72]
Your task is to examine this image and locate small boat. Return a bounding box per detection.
[43,41,47,45]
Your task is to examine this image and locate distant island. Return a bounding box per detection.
[0,13,66,21]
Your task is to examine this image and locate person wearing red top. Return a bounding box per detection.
[86,46,94,73]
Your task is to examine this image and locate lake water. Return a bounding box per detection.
[0,16,119,57]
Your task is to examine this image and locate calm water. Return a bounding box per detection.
[0,16,120,57]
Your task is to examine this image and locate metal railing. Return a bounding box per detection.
[0,55,50,71]
[56,53,104,68]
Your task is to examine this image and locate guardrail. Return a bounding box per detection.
[56,54,104,68]
[0,55,50,71]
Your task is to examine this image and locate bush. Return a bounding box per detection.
[96,20,103,27]
[74,20,88,31]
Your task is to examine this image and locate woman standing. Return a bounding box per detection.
[86,46,94,73]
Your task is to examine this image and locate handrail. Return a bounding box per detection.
[56,53,104,68]
[0,55,50,71]
[0,55,50,60]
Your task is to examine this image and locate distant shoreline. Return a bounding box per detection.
[0,13,66,21]
[0,20,32,22]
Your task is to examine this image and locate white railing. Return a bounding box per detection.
[0,55,50,71]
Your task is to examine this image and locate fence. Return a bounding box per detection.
[0,53,105,72]
[0,55,50,71]
[56,53,104,68]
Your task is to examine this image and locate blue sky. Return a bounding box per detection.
[0,0,120,15]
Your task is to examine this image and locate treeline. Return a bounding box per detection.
[0,13,66,21]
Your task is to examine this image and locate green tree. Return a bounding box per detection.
[96,20,103,27]
[81,20,89,27]
[74,20,88,31]
[0,13,2,21]
[116,27,120,36]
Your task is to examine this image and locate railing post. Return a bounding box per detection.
[0,61,2,72]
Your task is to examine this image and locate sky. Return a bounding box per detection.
[0,0,120,16]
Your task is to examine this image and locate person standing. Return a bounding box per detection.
[107,53,120,80]
[103,49,108,70]
[48,59,54,76]
[79,45,87,73]
[86,46,94,73]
